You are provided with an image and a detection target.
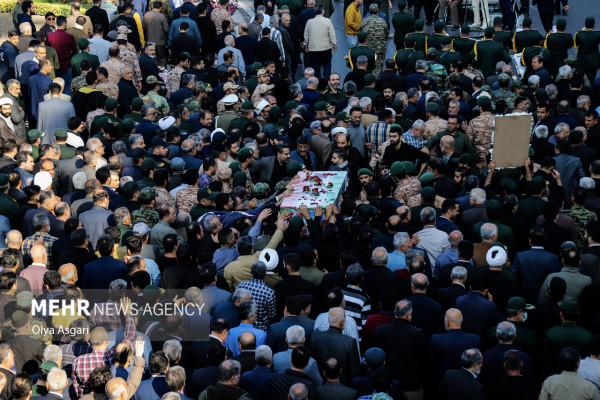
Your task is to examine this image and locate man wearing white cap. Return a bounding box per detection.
[0,98,21,145]
[158,116,176,131]
[33,171,53,191]
[216,94,239,133]
[254,99,270,124]
[479,245,518,312]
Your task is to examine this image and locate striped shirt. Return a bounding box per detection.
[402,129,427,149]
[341,285,371,339]
[270,27,285,62]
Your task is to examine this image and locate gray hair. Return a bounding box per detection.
[19,22,32,34]
[470,188,486,204]
[289,383,308,400]
[269,15,279,25]
[528,75,540,86]
[328,307,346,326]
[176,212,191,228]
[286,325,306,346]
[307,77,318,86]
[304,67,315,76]
[87,138,103,152]
[558,65,571,78]
[6,79,19,90]
[112,140,127,154]
[108,279,127,299]
[451,266,468,281]
[577,95,591,108]
[496,321,517,342]
[580,177,596,191]
[345,263,364,282]
[449,231,464,246]
[255,345,272,365]
[165,365,186,391]
[218,360,241,382]
[114,207,130,225]
[407,87,420,99]
[142,104,155,117]
[554,122,569,134]
[461,349,482,369]
[59,264,77,284]
[254,11,264,21]
[33,213,50,232]
[232,288,252,303]
[289,83,302,99]
[449,100,460,109]
[480,223,498,240]
[47,368,68,391]
[72,171,87,190]
[495,61,507,73]
[534,125,549,139]
[106,382,127,399]
[43,345,62,364]
[395,300,412,318]
[181,74,196,87]
[420,207,436,225]
[129,133,144,146]
[405,249,425,265]
[184,286,203,305]
[251,261,267,279]
[343,81,357,95]
[371,247,388,265]
[161,393,180,400]
[203,215,221,232]
[393,232,410,249]
[360,97,372,109]
[348,97,360,108]
[412,119,425,130]
[356,55,368,66]
[119,176,133,189]
[546,84,558,99]
[415,59,427,70]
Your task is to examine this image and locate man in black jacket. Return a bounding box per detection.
[440,348,485,400]
[86,0,110,38]
[309,308,361,386]
[255,28,281,68]
[266,346,318,400]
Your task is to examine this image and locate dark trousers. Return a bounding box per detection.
[423,0,436,22]
[308,50,332,79]
[538,10,553,32]
[500,0,514,29]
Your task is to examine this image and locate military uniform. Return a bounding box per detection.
[216,110,238,134]
[212,7,233,35]
[59,144,76,160]
[395,116,413,131]
[438,50,461,72]
[96,81,119,100]
[425,34,452,51]
[0,193,17,225]
[493,30,512,51]
[166,66,185,96]
[452,37,477,56]
[355,86,380,102]
[425,129,476,156]
[394,176,421,205]
[118,45,142,85]
[71,51,100,78]
[99,58,126,85]
[563,205,598,248]
[1,316,52,345]
[91,113,121,137]
[318,88,344,104]
[71,72,88,94]
[426,62,448,91]
[392,11,414,49]
[184,97,202,113]
[472,39,510,78]
[132,205,160,228]
[512,29,544,53]
[347,44,377,71]
[543,322,592,374]
[492,88,518,112]
[142,91,170,118]
[229,116,252,132]
[517,195,546,226]
[575,29,600,82]
[521,45,554,76]
[86,109,104,131]
[176,185,199,214]
[466,111,495,161]
[360,15,389,76]
[394,48,425,76]
[544,31,573,70]
[406,31,428,52]
[423,115,447,141]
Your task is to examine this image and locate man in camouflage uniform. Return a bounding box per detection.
[116,34,142,89]
[393,161,422,205]
[176,175,200,213]
[562,191,598,247]
[423,102,447,142]
[96,67,120,100]
[466,96,495,162]
[212,0,235,34]
[425,48,447,91]
[492,73,517,112]
[99,46,126,85]
[71,67,90,94]
[132,187,160,228]
[360,3,389,77]
[184,82,212,113]
[167,54,190,97]
[1,291,52,345]
[142,76,169,118]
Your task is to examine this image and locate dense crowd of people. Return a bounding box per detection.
[0,0,598,399]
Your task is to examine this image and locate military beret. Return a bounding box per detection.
[122,118,135,131]
[40,361,59,372]
[252,182,270,197]
[498,73,510,83]
[484,26,495,36]
[198,187,219,200]
[559,296,579,313]
[401,161,416,175]
[501,178,518,194]
[477,96,491,106]
[141,158,156,170]
[419,186,436,202]
[358,168,374,177]
[287,161,303,176]
[237,147,254,159]
[363,74,375,85]
[358,31,368,41]
[390,161,405,176]
[139,187,156,199]
[55,128,68,139]
[535,88,547,97]
[251,62,263,70]
[0,174,10,187]
[585,17,595,27]
[531,176,547,192]
[16,291,33,308]
[78,38,89,48]
[461,24,470,33]
[398,0,406,8]
[523,17,532,26]
[233,171,249,183]
[459,153,474,164]
[241,100,254,111]
[419,172,435,184]
[269,106,282,120]
[493,16,503,24]
[229,161,243,174]
[131,97,143,109]
[512,79,525,89]
[285,101,298,113]
[12,310,28,329]
[105,98,118,110]
[368,3,378,12]
[414,19,425,29]
[507,296,535,311]
[427,47,438,57]
[425,102,440,112]
[434,20,445,30]
[486,199,502,213]
[357,204,379,219]
[336,111,352,122]
[314,101,333,112]
[556,18,567,29]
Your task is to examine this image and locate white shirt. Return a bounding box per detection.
[67,131,85,148]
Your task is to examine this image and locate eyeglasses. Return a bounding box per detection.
[47,17,55,20]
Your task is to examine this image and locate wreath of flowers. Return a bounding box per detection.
[210,0,239,14]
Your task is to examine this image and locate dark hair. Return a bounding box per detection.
[291,345,311,369]
[283,253,301,272]
[149,351,169,374]
[457,240,474,259]
[559,347,580,372]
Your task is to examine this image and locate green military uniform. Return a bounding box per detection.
[425,130,476,156]
[543,321,592,374]
[394,48,425,76]
[1,315,53,345]
[45,46,59,80]
[71,50,100,78]
[406,31,428,52]
[91,113,122,137]
[426,52,448,91]
[395,115,413,130]
[216,110,238,134]
[360,11,389,77]
[563,205,598,247]
[142,91,170,118]
[472,38,510,79]
[425,33,452,51]
[183,98,202,113]
[493,30,512,51]
[191,204,216,220]
[513,29,544,53]
[522,45,554,76]
[492,88,518,112]
[229,116,251,132]
[318,88,344,104]
[123,112,143,124]
[132,205,160,228]
[245,76,259,95]
[137,177,156,189]
[355,74,380,102]
[0,191,17,225]
[348,44,377,72]
[452,37,477,56]
[517,195,546,226]
[392,10,415,49]
[31,144,39,160]
[118,224,133,245]
[58,144,76,160]
[545,32,573,70]
[575,28,600,82]
[438,50,461,72]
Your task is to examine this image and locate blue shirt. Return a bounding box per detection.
[434,248,459,278]
[213,247,239,275]
[386,250,407,271]
[225,322,267,356]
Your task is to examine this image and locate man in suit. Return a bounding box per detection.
[437,240,479,289]
[316,358,357,400]
[440,348,485,400]
[240,345,274,400]
[554,139,585,207]
[309,308,360,386]
[34,367,70,400]
[37,83,76,145]
[371,299,428,400]
[436,266,469,310]
[188,343,228,399]
[407,273,444,336]
[81,234,126,290]
[266,296,313,353]
[428,308,480,386]
[231,332,258,374]
[79,189,114,249]
[132,352,169,400]
[512,227,562,303]
[456,276,504,336]
[362,247,399,313]
[250,142,290,185]
[266,346,318,400]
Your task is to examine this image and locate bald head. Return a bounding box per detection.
[106,378,127,400]
[410,273,428,293]
[90,327,109,349]
[181,139,196,154]
[372,247,388,266]
[388,215,400,228]
[328,307,345,328]
[59,263,78,284]
[397,205,410,221]
[31,244,47,263]
[238,331,256,351]
[6,230,22,247]
[445,308,463,329]
[449,230,463,247]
